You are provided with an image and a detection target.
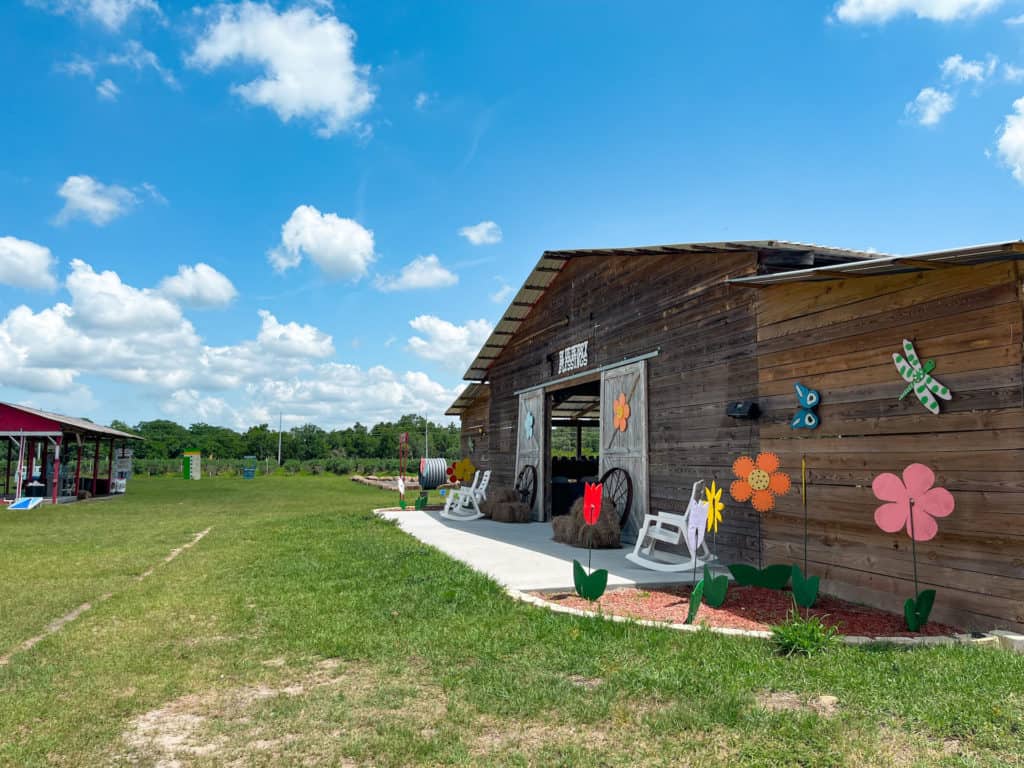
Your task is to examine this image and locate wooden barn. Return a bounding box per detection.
[447,239,1024,632]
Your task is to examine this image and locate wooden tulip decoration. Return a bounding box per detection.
[573,482,609,601]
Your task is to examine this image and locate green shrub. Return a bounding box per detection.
[770,606,839,657]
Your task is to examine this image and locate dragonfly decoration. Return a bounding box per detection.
[892,339,952,415]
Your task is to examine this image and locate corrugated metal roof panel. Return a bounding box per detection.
[728,241,1024,286]
[458,240,877,384]
[0,402,142,439]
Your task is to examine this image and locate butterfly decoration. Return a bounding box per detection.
[790,382,820,430]
[893,339,952,415]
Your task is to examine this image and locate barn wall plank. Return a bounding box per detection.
[755,260,1024,631]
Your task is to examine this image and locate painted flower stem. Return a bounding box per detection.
[909,498,919,598]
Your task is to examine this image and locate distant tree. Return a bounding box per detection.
[243,424,278,460]
[132,419,192,459]
[290,424,328,461]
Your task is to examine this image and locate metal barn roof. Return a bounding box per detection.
[461,240,879,383]
[0,402,142,440]
[728,240,1024,286]
[445,383,489,417]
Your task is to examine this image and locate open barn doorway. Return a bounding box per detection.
[548,378,601,518]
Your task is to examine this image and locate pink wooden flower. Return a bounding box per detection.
[872,463,954,542]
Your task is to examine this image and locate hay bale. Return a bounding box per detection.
[551,497,621,548]
[479,487,520,518]
[489,501,532,523]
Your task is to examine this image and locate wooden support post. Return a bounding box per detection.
[51,436,62,504]
[5,439,10,497]
[74,441,82,497]
[27,439,35,492]
[92,437,100,493]
[575,423,582,459]
[107,438,115,491]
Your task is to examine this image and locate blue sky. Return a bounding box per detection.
[2,0,1024,431]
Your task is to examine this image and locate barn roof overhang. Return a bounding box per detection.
[0,402,142,441]
[727,240,1024,286]
[459,240,880,385]
[445,383,489,417]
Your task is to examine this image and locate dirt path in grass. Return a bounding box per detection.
[0,527,211,666]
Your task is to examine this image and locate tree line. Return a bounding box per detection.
[110,414,462,462]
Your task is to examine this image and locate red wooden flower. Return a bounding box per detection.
[583,482,603,526]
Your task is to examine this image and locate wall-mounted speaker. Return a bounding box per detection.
[727,400,760,419]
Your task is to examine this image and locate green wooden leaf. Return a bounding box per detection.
[759,564,793,590]
[727,563,792,589]
[415,493,428,510]
[702,565,729,607]
[685,579,705,624]
[573,559,608,602]
[398,499,406,510]
[903,589,937,632]
[791,564,820,608]
[727,564,760,586]
[904,598,921,632]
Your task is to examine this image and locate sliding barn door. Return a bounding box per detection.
[515,390,546,521]
[600,361,649,543]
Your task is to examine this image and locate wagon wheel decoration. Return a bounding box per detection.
[599,466,634,527]
[515,464,538,510]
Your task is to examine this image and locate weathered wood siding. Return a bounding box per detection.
[459,386,490,470]
[485,252,764,564]
[755,260,1024,631]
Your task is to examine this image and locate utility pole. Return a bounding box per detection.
[424,414,429,458]
[277,412,282,466]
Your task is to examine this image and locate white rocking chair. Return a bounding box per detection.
[625,480,715,572]
[440,470,491,521]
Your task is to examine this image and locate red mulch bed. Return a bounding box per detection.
[540,585,961,637]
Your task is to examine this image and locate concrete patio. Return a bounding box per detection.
[376,509,711,591]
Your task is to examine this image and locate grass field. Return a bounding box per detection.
[1,476,1022,767]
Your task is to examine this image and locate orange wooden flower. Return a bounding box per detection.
[613,392,631,432]
[730,452,791,513]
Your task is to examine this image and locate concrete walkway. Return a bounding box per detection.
[376,509,708,591]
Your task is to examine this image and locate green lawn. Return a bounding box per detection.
[0,476,1021,767]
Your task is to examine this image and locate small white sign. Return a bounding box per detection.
[557,341,589,375]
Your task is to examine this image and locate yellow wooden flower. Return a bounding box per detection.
[705,480,724,533]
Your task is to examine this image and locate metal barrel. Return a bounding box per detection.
[418,457,448,490]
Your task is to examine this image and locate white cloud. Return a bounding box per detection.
[55,175,137,226]
[905,87,954,125]
[268,204,375,279]
[239,365,459,429]
[458,220,502,245]
[0,258,458,426]
[834,0,1003,23]
[0,260,201,393]
[0,237,58,291]
[256,309,334,358]
[96,78,120,100]
[108,40,178,88]
[161,389,239,427]
[158,263,238,308]
[941,53,997,83]
[66,259,185,333]
[407,315,493,372]
[490,282,514,304]
[414,91,430,110]
[374,254,458,292]
[1005,12,1024,23]
[55,55,96,78]
[997,97,1024,183]
[1003,64,1024,82]
[27,0,162,31]
[188,1,374,138]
